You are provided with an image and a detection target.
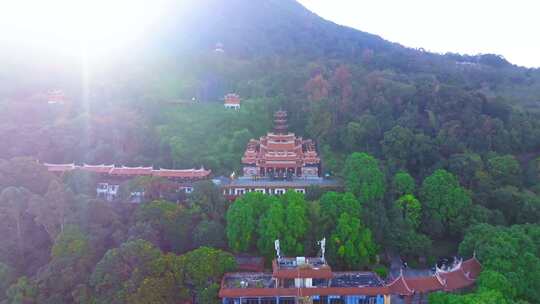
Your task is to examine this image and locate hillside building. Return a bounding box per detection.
[219,241,482,304]
[43,163,211,202]
[220,110,338,199]
[225,93,241,109]
[241,111,320,178]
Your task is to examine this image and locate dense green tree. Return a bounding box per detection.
[135,200,197,253]
[0,262,15,301]
[32,226,95,304]
[420,169,472,237]
[29,180,75,240]
[226,196,255,253]
[381,126,438,174]
[5,276,37,304]
[395,194,422,228]
[0,187,33,273]
[281,191,310,256]
[343,152,386,204]
[193,220,227,249]
[392,171,415,197]
[487,154,522,187]
[257,198,285,260]
[459,224,540,303]
[179,247,236,303]
[447,152,484,188]
[189,181,228,221]
[62,169,99,197]
[319,192,361,236]
[90,240,189,304]
[429,289,508,304]
[329,213,377,269]
[0,158,56,195]
[341,114,381,152]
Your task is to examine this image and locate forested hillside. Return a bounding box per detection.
[0,0,539,303]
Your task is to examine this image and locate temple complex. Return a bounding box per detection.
[219,241,482,304]
[221,110,338,199]
[43,163,211,201]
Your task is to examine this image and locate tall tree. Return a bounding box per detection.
[395,194,422,229]
[319,192,361,236]
[257,199,285,260]
[487,154,522,187]
[179,247,236,303]
[226,196,255,253]
[189,180,228,221]
[0,187,32,272]
[392,171,415,197]
[329,213,377,269]
[29,180,74,240]
[281,191,309,256]
[420,169,472,237]
[343,152,386,204]
[90,240,189,304]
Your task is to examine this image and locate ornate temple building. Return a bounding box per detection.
[220,111,339,199]
[219,241,482,304]
[241,111,320,178]
[43,163,211,201]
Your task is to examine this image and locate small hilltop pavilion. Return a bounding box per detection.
[219,240,482,304]
[220,111,340,199]
[224,93,241,110]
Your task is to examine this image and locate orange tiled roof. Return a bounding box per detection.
[42,163,211,179]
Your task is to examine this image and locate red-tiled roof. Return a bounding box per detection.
[387,273,414,296]
[402,257,481,294]
[43,163,75,172]
[152,168,211,178]
[109,166,153,176]
[220,257,482,298]
[81,164,114,174]
[42,163,210,180]
[461,257,482,279]
[405,276,444,293]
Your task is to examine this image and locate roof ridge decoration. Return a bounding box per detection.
[434,272,447,287]
[387,269,414,295]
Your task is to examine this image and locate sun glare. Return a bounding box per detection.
[0,0,172,57]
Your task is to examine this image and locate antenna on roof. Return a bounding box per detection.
[274,239,281,261]
[317,237,326,262]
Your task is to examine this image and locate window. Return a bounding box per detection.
[275,189,285,195]
[295,188,305,194]
[236,189,245,195]
[329,296,344,304]
[279,298,295,304]
[313,296,327,304]
[241,298,259,304]
[261,298,277,304]
[224,299,237,304]
[312,279,328,287]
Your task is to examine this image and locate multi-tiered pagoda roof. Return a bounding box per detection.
[241,111,320,176]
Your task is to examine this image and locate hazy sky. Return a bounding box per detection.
[298,0,540,68]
